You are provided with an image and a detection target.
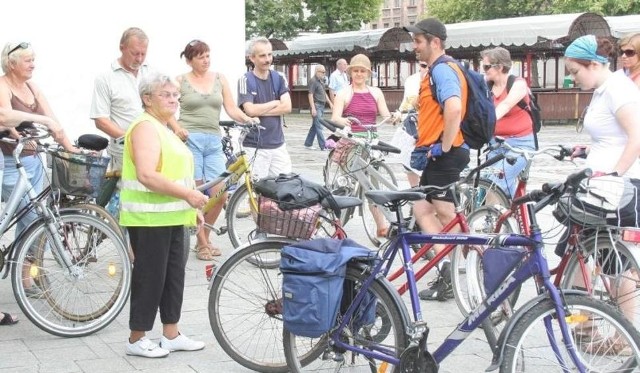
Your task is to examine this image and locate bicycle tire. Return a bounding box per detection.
[500,294,640,372]
[561,233,640,332]
[460,177,511,215]
[11,212,131,337]
[360,160,398,247]
[283,265,409,372]
[226,183,264,248]
[209,238,298,373]
[451,206,521,321]
[323,152,359,226]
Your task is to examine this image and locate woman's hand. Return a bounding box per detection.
[175,127,189,142]
[185,189,209,209]
[571,145,588,159]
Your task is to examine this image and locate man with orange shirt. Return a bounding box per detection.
[404,18,470,301]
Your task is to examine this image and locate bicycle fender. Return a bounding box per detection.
[486,289,589,372]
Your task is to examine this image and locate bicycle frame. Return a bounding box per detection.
[335,202,588,370]
[200,151,256,215]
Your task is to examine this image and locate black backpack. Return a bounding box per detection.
[505,75,542,149]
[429,56,496,150]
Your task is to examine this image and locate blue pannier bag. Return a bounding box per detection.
[482,246,527,296]
[280,238,374,338]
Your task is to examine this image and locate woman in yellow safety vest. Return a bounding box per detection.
[120,73,209,358]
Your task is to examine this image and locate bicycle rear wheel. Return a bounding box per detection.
[283,266,409,372]
[323,154,359,226]
[500,294,640,372]
[11,212,131,337]
[208,239,298,373]
[561,232,640,332]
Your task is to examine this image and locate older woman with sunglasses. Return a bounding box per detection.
[168,39,257,261]
[0,42,78,297]
[480,47,536,198]
[618,33,640,89]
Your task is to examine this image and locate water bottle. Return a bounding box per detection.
[106,191,120,219]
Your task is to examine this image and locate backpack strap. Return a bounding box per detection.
[505,74,530,112]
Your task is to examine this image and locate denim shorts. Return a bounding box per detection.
[186,132,226,181]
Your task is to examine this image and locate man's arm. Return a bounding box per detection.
[441,97,463,152]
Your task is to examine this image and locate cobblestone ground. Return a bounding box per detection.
[0,115,591,372]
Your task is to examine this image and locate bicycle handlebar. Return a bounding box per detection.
[490,137,573,162]
[370,140,401,154]
[511,168,593,210]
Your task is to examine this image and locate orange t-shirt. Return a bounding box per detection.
[416,62,466,148]
[493,77,533,137]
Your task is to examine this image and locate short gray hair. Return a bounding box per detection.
[480,47,512,73]
[138,73,178,108]
[1,42,35,74]
[120,27,148,48]
[247,37,271,57]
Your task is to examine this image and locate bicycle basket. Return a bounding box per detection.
[50,151,110,198]
[330,138,370,169]
[257,196,321,239]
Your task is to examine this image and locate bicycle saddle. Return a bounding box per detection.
[365,190,425,205]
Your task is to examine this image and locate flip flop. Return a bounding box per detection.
[0,312,19,326]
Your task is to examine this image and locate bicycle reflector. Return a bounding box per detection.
[621,228,640,243]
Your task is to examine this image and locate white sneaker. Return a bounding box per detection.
[125,337,170,358]
[160,333,205,352]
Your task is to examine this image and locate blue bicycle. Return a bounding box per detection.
[283,169,640,372]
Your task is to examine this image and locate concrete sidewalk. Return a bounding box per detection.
[0,115,590,372]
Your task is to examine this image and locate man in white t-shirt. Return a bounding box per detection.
[328,58,349,104]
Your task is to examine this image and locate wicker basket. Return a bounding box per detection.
[256,196,321,239]
[50,151,110,198]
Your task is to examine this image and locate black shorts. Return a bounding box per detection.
[419,146,470,202]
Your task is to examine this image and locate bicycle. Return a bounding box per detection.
[0,124,131,337]
[206,151,512,373]
[321,117,510,248]
[452,141,640,332]
[451,140,576,316]
[283,168,640,372]
[207,190,362,372]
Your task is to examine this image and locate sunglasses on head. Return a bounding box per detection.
[482,64,499,72]
[8,42,29,56]
[620,49,637,58]
[419,63,428,68]
[188,40,202,47]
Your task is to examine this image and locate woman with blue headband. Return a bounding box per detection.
[565,35,640,178]
[564,34,640,356]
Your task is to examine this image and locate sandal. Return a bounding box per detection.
[207,244,222,257]
[580,337,633,356]
[0,312,19,326]
[195,245,214,261]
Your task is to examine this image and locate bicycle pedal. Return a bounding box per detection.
[216,226,228,235]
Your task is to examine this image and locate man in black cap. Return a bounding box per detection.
[403,18,470,301]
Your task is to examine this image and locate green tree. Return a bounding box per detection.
[304,0,384,33]
[245,0,305,39]
[245,0,384,39]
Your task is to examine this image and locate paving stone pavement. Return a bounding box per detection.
[0,115,591,372]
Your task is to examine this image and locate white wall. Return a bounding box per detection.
[1,0,245,140]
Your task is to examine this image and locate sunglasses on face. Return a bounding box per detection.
[8,42,29,56]
[482,64,499,72]
[620,49,637,58]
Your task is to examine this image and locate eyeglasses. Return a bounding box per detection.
[482,64,499,72]
[317,71,326,74]
[155,91,181,99]
[419,63,428,68]
[620,49,637,58]
[8,42,29,56]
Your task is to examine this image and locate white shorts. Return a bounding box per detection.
[244,143,292,180]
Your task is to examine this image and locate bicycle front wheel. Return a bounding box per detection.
[500,294,640,372]
[360,160,398,248]
[460,177,511,215]
[209,239,296,373]
[323,153,359,226]
[11,212,131,337]
[283,266,409,372]
[561,232,640,331]
[226,183,264,248]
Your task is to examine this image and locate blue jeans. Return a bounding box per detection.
[185,132,226,182]
[304,103,326,149]
[486,134,537,198]
[2,154,45,237]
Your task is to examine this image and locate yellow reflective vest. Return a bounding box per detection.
[119,112,196,227]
